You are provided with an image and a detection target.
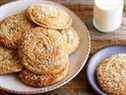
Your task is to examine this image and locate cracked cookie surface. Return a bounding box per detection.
[19,27,69,75]
[97,54,126,95]
[0,12,33,49]
[19,63,69,87]
[0,46,22,75]
[26,4,72,29]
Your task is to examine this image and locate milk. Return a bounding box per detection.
[93,0,124,32]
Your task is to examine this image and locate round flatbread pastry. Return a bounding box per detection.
[26,4,72,29]
[0,12,33,49]
[0,46,22,75]
[19,64,69,87]
[61,27,80,54]
[97,54,126,95]
[19,27,69,75]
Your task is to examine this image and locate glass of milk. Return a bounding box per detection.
[93,0,124,32]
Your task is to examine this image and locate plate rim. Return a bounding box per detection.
[0,0,91,94]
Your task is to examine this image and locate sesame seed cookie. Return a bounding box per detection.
[19,64,69,87]
[19,27,69,75]
[26,4,72,29]
[61,27,80,54]
[97,54,126,95]
[0,12,33,49]
[0,46,22,75]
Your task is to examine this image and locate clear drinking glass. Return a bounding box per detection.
[93,0,124,32]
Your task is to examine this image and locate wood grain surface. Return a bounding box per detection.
[0,0,126,95]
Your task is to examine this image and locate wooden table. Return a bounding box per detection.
[0,0,126,95]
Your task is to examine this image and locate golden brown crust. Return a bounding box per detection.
[0,46,22,75]
[97,54,126,95]
[19,64,69,87]
[19,70,55,87]
[19,27,68,75]
[0,12,33,49]
[26,4,72,29]
[61,27,80,54]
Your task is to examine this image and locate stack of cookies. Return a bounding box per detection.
[0,4,80,87]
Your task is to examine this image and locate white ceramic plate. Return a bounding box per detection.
[0,0,90,94]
